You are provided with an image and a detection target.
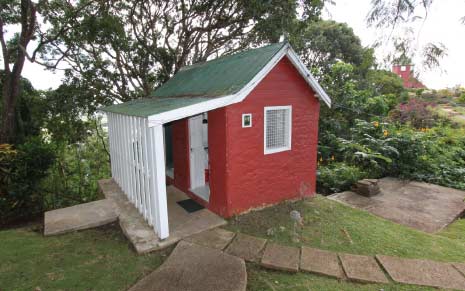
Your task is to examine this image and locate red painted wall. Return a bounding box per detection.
[219,56,320,216]
[170,56,320,217]
[392,65,425,88]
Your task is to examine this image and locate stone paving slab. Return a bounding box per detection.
[184,228,236,250]
[339,253,389,284]
[260,243,300,272]
[300,247,345,279]
[328,177,465,233]
[225,233,267,262]
[377,255,465,290]
[129,241,246,291]
[454,263,465,277]
[44,199,118,236]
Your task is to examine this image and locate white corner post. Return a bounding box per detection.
[147,123,170,239]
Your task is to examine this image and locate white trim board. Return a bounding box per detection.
[148,43,331,127]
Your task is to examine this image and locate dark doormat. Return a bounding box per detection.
[177,199,205,213]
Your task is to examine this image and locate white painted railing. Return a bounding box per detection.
[107,112,169,239]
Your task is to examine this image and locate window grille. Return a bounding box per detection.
[264,106,292,154]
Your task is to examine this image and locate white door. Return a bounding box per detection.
[189,114,208,189]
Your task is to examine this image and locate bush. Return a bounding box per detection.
[458,93,465,104]
[0,138,55,226]
[389,98,438,128]
[386,127,465,190]
[317,162,366,194]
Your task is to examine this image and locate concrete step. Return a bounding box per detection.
[44,199,118,236]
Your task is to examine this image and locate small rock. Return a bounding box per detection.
[266,228,275,236]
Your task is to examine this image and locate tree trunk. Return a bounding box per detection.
[0,0,36,144]
[0,74,20,144]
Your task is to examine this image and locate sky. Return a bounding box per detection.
[13,0,465,90]
[323,0,465,89]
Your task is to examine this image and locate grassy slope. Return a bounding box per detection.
[1,196,464,291]
[226,196,465,291]
[0,224,170,291]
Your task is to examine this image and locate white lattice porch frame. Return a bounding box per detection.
[107,112,169,239]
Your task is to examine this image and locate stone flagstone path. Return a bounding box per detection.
[130,228,465,291]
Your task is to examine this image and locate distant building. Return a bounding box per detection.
[392,64,426,89]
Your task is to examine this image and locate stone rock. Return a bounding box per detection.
[260,243,300,272]
[352,179,380,197]
[183,228,235,250]
[44,199,118,236]
[377,255,465,290]
[339,253,389,284]
[300,247,345,279]
[225,233,267,262]
[129,241,247,291]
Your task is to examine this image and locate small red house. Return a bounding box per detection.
[392,64,426,89]
[102,42,331,239]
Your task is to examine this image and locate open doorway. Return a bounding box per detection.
[188,113,210,201]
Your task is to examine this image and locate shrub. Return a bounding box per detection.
[389,98,438,128]
[0,138,55,226]
[458,93,465,104]
[385,126,465,190]
[317,162,366,194]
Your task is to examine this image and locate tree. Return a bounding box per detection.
[1,0,328,142]
[0,0,85,143]
[41,0,328,107]
[291,20,369,75]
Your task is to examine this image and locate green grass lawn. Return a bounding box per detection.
[0,223,171,291]
[225,195,465,290]
[1,196,464,291]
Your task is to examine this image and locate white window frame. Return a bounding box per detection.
[264,105,292,155]
[242,113,252,128]
[400,65,407,71]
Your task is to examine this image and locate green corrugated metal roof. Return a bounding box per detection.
[101,97,212,117]
[101,42,286,117]
[153,42,286,98]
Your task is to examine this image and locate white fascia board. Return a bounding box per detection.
[147,43,331,127]
[148,94,236,127]
[285,46,331,107]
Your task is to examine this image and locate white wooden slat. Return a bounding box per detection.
[140,118,149,221]
[107,113,115,179]
[147,124,159,231]
[136,117,146,219]
[133,116,141,211]
[129,115,136,204]
[142,118,153,226]
[152,124,169,239]
[115,114,122,186]
[125,115,133,201]
[117,114,124,191]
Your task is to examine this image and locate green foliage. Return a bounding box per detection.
[0,138,55,225]
[42,118,111,210]
[366,69,405,96]
[317,162,366,194]
[0,70,47,143]
[291,20,370,75]
[386,126,465,189]
[458,93,465,104]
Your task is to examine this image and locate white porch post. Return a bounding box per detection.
[148,124,169,239]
